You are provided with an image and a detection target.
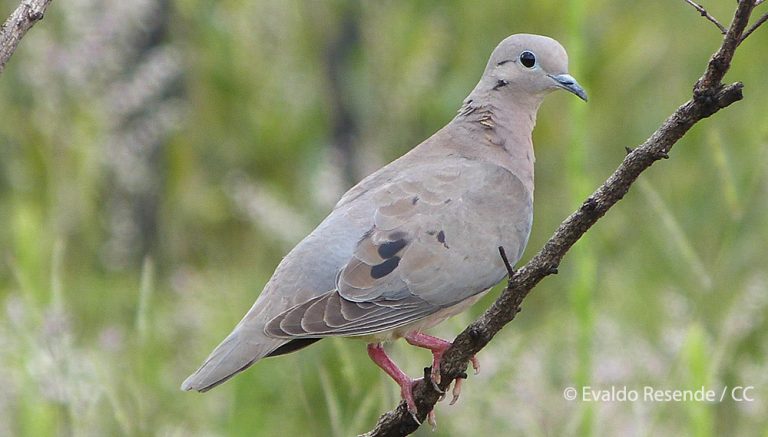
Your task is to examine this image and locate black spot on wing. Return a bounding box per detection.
[436,230,449,249]
[370,256,400,279]
[377,238,407,259]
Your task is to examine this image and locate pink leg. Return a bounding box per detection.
[367,343,421,422]
[404,332,480,402]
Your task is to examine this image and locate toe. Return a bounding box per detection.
[450,378,464,405]
[427,409,437,430]
[470,355,480,375]
[401,379,420,421]
[430,365,442,386]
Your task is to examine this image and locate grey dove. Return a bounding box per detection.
[182,33,587,421]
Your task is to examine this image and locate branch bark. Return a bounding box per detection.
[684,0,728,34]
[0,0,53,74]
[361,1,760,436]
[740,11,768,43]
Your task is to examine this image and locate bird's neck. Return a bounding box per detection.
[451,91,543,191]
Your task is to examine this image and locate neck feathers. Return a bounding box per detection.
[448,91,540,192]
[455,92,539,157]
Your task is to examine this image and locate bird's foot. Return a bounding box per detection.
[405,331,481,403]
[368,343,434,425]
[429,354,480,386]
[405,377,439,428]
[399,377,440,428]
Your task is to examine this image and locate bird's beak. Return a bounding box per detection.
[549,73,588,102]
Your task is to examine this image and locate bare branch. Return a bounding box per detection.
[361,1,761,436]
[684,0,728,34]
[696,0,755,91]
[0,0,54,74]
[740,12,768,43]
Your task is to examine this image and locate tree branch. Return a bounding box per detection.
[0,0,54,74]
[361,1,759,436]
[740,11,768,44]
[684,0,728,34]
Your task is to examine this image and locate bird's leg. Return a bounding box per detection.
[367,343,422,423]
[404,332,480,401]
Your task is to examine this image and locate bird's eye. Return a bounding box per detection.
[519,51,536,68]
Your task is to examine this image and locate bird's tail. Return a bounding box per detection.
[181,325,286,392]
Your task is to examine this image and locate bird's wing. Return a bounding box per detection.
[181,197,371,392]
[265,159,532,338]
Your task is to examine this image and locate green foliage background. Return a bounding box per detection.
[1,0,767,435]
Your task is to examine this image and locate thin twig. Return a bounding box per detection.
[0,0,54,74]
[696,0,755,91]
[361,1,760,435]
[684,0,729,34]
[497,246,515,278]
[740,12,768,44]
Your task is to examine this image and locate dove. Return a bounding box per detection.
[181,33,587,422]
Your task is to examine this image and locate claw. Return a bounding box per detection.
[424,367,443,394]
[450,378,463,405]
[408,409,421,426]
[427,409,437,430]
[470,355,480,375]
[430,377,444,394]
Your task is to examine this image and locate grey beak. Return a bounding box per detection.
[549,73,588,102]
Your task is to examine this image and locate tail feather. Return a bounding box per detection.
[181,330,286,392]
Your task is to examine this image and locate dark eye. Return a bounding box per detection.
[519,51,536,68]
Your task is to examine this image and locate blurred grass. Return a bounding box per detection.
[565,0,596,436]
[1,0,767,436]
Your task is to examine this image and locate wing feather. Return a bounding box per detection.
[263,160,532,340]
[265,291,436,337]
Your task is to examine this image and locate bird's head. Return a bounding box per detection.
[479,33,588,103]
